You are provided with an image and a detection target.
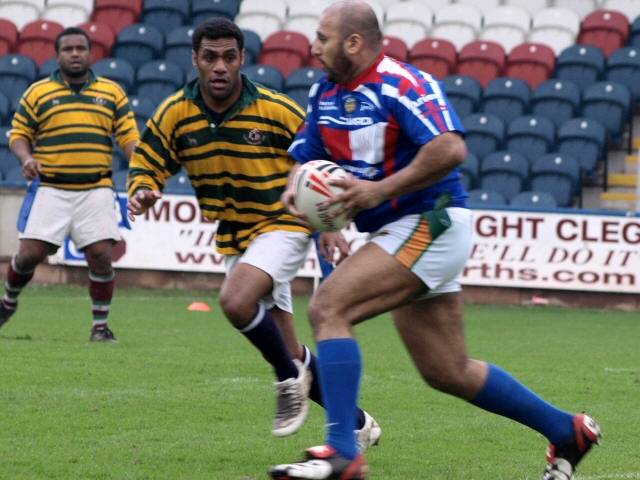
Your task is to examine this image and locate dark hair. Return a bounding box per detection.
[55,27,91,53]
[192,17,244,53]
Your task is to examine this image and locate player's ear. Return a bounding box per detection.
[191,49,197,68]
[344,33,363,55]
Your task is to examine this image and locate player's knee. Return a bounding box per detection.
[308,295,342,332]
[219,292,253,326]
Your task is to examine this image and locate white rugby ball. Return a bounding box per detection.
[293,160,351,232]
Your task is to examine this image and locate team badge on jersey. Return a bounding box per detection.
[244,128,265,145]
[343,96,357,115]
[93,96,107,106]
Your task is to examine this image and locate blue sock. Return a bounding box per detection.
[239,305,298,382]
[317,338,361,460]
[303,345,367,430]
[471,364,575,444]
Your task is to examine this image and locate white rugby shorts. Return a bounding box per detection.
[370,207,472,299]
[19,186,122,249]
[225,231,311,313]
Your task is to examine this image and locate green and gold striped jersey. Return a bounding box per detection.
[128,76,311,254]
[10,69,139,190]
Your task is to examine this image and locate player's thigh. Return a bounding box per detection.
[69,188,121,249]
[19,186,73,247]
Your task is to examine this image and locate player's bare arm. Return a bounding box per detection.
[122,140,138,161]
[127,189,163,220]
[10,137,41,180]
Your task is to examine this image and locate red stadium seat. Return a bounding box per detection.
[409,38,457,80]
[79,22,116,61]
[382,36,408,62]
[92,0,141,36]
[17,20,64,66]
[456,40,506,87]
[0,19,18,56]
[258,30,310,78]
[578,9,630,57]
[504,42,556,90]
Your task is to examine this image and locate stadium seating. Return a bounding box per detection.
[284,0,328,42]
[479,6,531,53]
[481,77,531,124]
[479,150,529,201]
[285,67,324,109]
[581,81,631,138]
[530,79,581,128]
[505,115,556,162]
[553,0,598,19]
[467,188,507,208]
[0,19,18,57]
[38,57,59,79]
[456,0,500,16]
[242,64,284,91]
[510,190,558,208]
[0,2,40,31]
[164,26,194,76]
[79,22,116,62]
[0,126,20,178]
[410,38,457,80]
[141,0,189,36]
[431,4,483,51]
[528,7,581,55]
[505,43,556,90]
[129,95,155,133]
[504,0,547,16]
[0,94,11,125]
[631,15,640,47]
[557,117,607,175]
[0,54,38,103]
[456,40,506,88]
[578,10,630,57]
[530,153,580,207]
[459,151,479,191]
[41,0,91,27]
[242,29,262,66]
[17,20,64,66]
[258,31,310,78]
[383,1,433,48]
[92,57,135,92]
[235,0,287,41]
[555,44,605,91]
[136,60,184,105]
[112,24,163,70]
[91,0,141,36]
[381,36,408,62]
[602,0,640,22]
[462,113,505,160]
[442,75,482,119]
[190,0,240,24]
[165,169,195,195]
[1,164,27,187]
[606,46,640,104]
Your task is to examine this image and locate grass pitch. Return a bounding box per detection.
[0,285,639,479]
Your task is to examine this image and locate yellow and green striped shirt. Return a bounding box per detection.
[128,76,311,254]
[10,69,139,190]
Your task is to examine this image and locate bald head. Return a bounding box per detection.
[324,0,382,51]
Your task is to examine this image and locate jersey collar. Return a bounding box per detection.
[344,53,384,91]
[50,69,97,89]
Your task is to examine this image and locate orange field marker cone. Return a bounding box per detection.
[187,301,212,312]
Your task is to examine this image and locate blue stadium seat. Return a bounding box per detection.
[38,57,58,79]
[442,75,482,119]
[92,58,136,92]
[165,26,194,77]
[631,15,640,47]
[0,54,38,103]
[112,169,128,192]
[0,126,20,177]
[459,151,479,191]
[142,0,189,36]
[479,151,529,202]
[462,113,505,160]
[190,0,240,24]
[0,93,10,124]
[581,81,631,138]
[129,95,155,133]
[112,24,164,70]
[466,189,507,208]
[136,60,184,105]
[606,46,640,104]
[242,64,284,91]
[557,117,607,175]
[530,153,580,207]
[284,67,324,109]
[555,44,605,91]
[505,115,556,162]
[480,77,531,125]
[165,169,195,195]
[1,164,27,187]
[510,191,558,209]
[530,79,581,128]
[242,29,262,66]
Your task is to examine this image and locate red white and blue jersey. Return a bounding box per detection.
[289,54,467,233]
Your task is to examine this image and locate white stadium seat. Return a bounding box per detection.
[431,3,482,51]
[480,6,531,53]
[528,7,581,55]
[456,0,501,16]
[0,1,40,30]
[503,0,549,16]
[285,0,329,41]
[551,0,599,19]
[236,0,288,40]
[602,0,640,22]
[41,4,90,27]
[383,1,433,48]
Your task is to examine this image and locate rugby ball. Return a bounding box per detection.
[293,160,351,232]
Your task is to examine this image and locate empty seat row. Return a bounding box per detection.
[468,189,560,209]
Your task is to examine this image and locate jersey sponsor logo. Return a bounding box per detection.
[186,136,198,147]
[243,128,265,145]
[93,96,107,106]
[318,100,338,111]
[341,116,373,126]
[360,101,375,111]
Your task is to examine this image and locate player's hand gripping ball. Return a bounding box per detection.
[293,160,351,232]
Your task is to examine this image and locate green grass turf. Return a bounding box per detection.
[0,285,639,479]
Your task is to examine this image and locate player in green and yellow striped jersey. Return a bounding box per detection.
[127,18,377,446]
